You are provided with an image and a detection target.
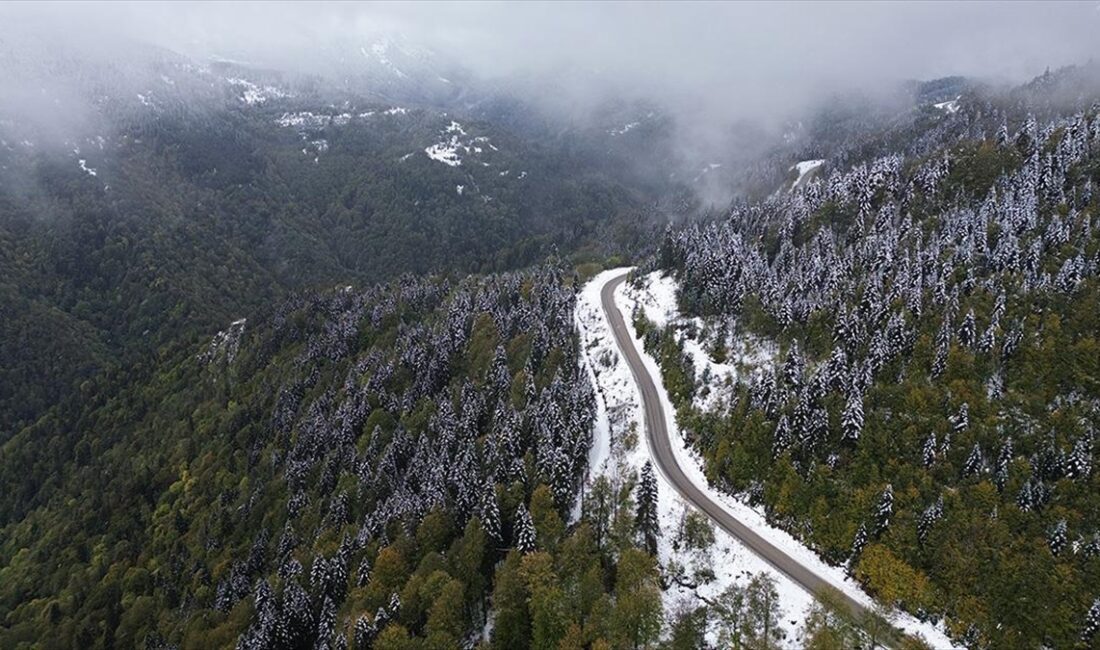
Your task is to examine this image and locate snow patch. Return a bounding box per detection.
[424,121,495,167]
[609,121,640,136]
[934,96,961,114]
[226,77,291,105]
[789,159,825,190]
[78,159,97,177]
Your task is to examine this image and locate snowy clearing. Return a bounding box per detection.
[424,121,495,167]
[789,159,825,190]
[934,96,961,114]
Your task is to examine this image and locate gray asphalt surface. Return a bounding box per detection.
[600,272,873,621]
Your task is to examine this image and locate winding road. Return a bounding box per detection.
[600,272,873,621]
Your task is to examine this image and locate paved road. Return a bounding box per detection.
[600,272,873,621]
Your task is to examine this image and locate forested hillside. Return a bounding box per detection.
[0,263,670,648]
[4,11,1100,647]
[0,51,662,434]
[651,65,1100,647]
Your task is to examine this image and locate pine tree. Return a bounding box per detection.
[1048,519,1068,556]
[959,310,976,347]
[636,461,660,555]
[1017,479,1035,512]
[353,616,377,650]
[918,496,944,546]
[873,484,893,537]
[1067,435,1093,480]
[783,340,804,388]
[1082,598,1100,646]
[995,437,1014,492]
[922,433,937,469]
[963,443,985,477]
[481,481,501,544]
[952,403,969,433]
[772,415,793,460]
[849,523,868,565]
[842,391,864,442]
[514,503,537,554]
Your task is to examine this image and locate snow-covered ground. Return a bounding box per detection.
[575,268,959,649]
[934,96,961,114]
[424,121,493,167]
[225,77,291,105]
[789,159,825,190]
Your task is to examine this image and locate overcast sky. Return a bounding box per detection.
[4,1,1100,127]
[17,3,1096,73]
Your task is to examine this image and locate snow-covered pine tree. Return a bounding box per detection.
[918,496,945,546]
[1048,519,1068,556]
[1082,598,1100,646]
[959,309,976,347]
[636,461,660,555]
[827,346,848,391]
[873,484,893,537]
[783,340,804,388]
[964,443,985,477]
[995,437,1014,492]
[1067,434,1093,480]
[353,616,377,650]
[1017,479,1035,512]
[922,433,937,469]
[315,595,337,650]
[842,391,864,442]
[849,523,869,565]
[514,503,536,554]
[952,403,970,433]
[772,415,793,459]
[931,344,947,379]
[481,481,501,543]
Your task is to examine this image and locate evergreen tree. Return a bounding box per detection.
[959,310,976,347]
[995,437,1014,492]
[481,481,502,544]
[1067,435,1093,480]
[772,415,793,459]
[952,403,970,433]
[1048,519,1068,556]
[849,523,869,564]
[918,496,944,546]
[963,442,985,477]
[514,503,537,554]
[635,461,660,556]
[873,484,893,537]
[1082,598,1100,647]
[922,433,937,469]
[783,340,804,388]
[842,391,864,442]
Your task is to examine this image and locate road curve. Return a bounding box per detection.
[600,272,872,620]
